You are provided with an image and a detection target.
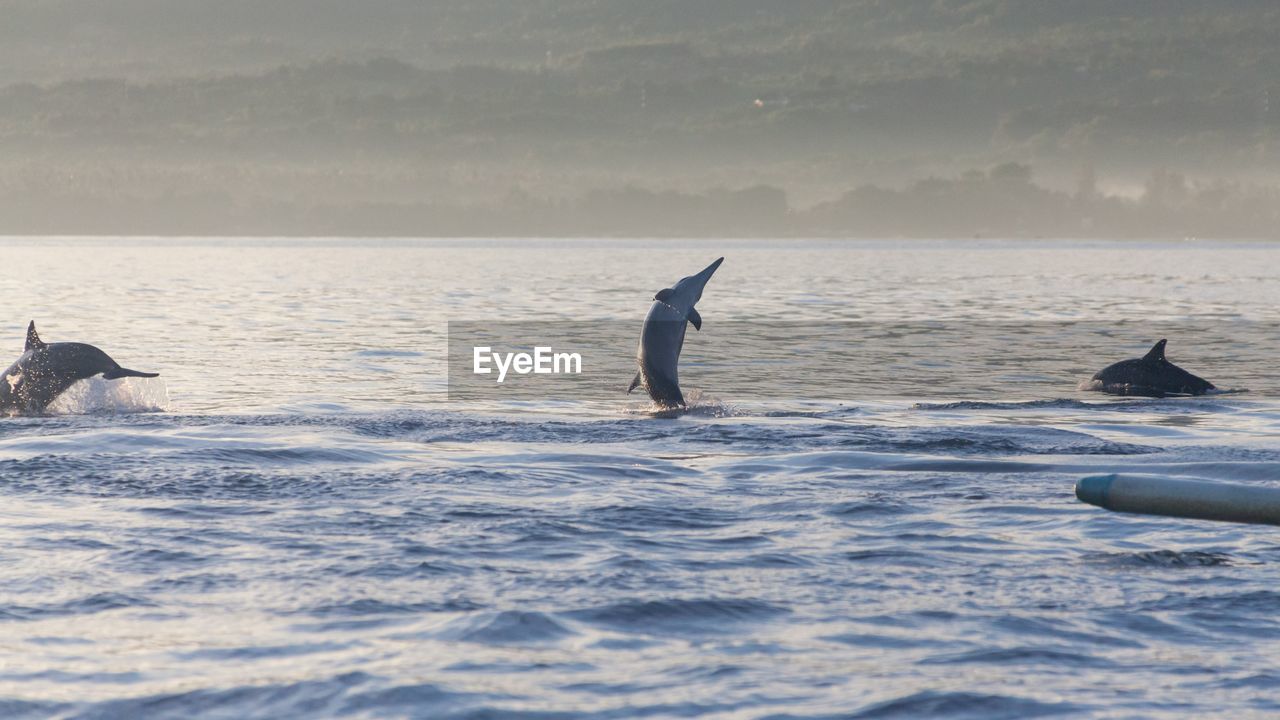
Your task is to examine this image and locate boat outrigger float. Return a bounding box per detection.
[1077,474,1280,526]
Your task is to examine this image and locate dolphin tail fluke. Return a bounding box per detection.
[627,371,643,394]
[103,367,160,380]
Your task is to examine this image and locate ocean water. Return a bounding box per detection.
[1,237,1279,719]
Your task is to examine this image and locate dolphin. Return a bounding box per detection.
[0,321,159,415]
[627,257,723,408]
[1085,339,1214,398]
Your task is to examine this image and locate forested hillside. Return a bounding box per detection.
[2,0,1277,236]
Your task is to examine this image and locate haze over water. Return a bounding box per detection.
[1,237,1279,718]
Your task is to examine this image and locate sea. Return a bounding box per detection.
[0,237,1278,719]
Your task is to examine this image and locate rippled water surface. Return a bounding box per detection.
[1,238,1279,719]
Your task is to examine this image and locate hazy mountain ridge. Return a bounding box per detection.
[1,1,1277,236]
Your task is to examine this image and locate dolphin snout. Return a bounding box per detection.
[696,257,724,282]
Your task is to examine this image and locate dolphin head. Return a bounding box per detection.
[655,257,723,311]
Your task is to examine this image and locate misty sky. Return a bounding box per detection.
[1,1,1277,236]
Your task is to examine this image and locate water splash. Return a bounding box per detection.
[681,389,738,417]
[46,377,169,415]
[621,389,739,418]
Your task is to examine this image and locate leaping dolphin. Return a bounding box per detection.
[0,322,159,415]
[1085,339,1214,398]
[628,257,723,409]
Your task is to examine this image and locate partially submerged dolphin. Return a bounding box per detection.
[628,257,723,408]
[1085,339,1214,398]
[0,322,159,415]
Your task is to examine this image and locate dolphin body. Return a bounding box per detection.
[0,322,159,415]
[628,257,723,409]
[1087,339,1214,398]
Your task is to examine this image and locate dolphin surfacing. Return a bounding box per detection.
[0,321,159,415]
[1085,339,1214,398]
[628,257,723,409]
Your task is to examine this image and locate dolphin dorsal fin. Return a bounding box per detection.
[25,321,45,352]
[1143,339,1167,362]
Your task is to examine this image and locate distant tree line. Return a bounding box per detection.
[3,163,1276,238]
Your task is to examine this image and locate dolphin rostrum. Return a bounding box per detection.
[1086,339,1214,398]
[628,257,723,408]
[0,322,159,415]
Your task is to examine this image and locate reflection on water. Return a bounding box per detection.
[447,320,1275,405]
[0,238,1278,718]
[2,237,1277,414]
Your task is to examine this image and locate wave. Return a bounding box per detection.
[567,597,789,637]
[918,646,1115,668]
[0,592,155,622]
[436,610,576,645]
[914,396,1255,413]
[1086,550,1235,568]
[843,690,1083,719]
[914,398,1104,411]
